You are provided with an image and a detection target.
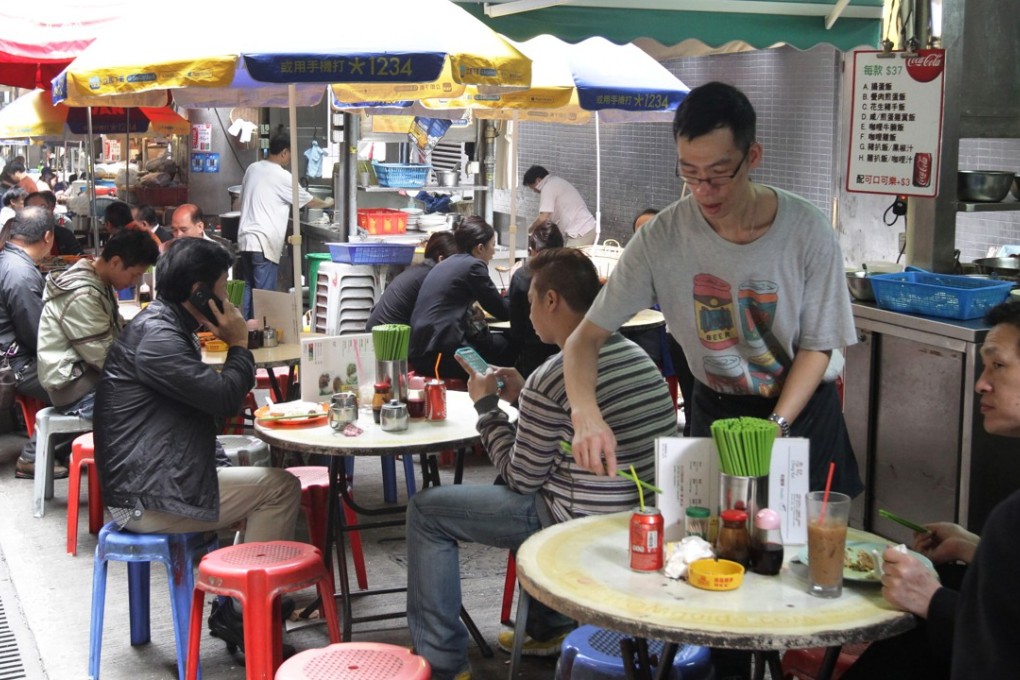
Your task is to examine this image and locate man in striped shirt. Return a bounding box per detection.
[406,248,677,680]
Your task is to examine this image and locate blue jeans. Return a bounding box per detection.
[57,390,95,420]
[406,485,573,680]
[241,250,279,319]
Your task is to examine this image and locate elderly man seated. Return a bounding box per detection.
[405,248,678,680]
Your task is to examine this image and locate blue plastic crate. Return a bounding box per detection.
[869,271,1012,320]
[372,162,430,188]
[327,242,416,266]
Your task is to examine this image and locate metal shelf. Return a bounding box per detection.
[359,185,488,192]
[957,200,1020,212]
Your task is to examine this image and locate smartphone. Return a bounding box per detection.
[455,346,504,389]
[878,509,930,534]
[188,283,224,323]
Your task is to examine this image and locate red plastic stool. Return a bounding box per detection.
[257,367,294,402]
[223,392,260,435]
[781,643,869,680]
[14,394,45,439]
[274,642,430,680]
[185,541,341,680]
[286,466,368,591]
[68,432,103,556]
[501,552,516,625]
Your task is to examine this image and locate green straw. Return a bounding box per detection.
[711,417,776,476]
[630,464,644,511]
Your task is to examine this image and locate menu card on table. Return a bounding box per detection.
[655,437,809,544]
[253,289,301,345]
[300,334,375,402]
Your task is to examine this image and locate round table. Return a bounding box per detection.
[488,308,665,332]
[203,340,309,402]
[511,512,915,678]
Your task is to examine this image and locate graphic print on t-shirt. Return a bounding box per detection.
[695,273,787,397]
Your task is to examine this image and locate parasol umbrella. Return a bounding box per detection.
[0,90,190,139]
[52,0,531,325]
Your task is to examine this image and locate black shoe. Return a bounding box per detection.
[14,458,69,480]
[208,599,246,654]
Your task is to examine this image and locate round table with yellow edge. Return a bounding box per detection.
[509,511,916,680]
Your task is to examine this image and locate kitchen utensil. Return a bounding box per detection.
[380,399,409,432]
[846,271,876,301]
[878,508,930,534]
[328,392,359,431]
[972,256,1020,277]
[262,327,279,348]
[434,168,458,187]
[1012,174,1020,201]
[958,170,1014,202]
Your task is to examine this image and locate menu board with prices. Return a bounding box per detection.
[846,48,946,198]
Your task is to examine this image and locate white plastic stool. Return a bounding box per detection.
[33,407,92,518]
[216,434,271,467]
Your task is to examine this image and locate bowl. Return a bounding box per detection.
[862,261,905,274]
[846,271,876,301]
[958,170,1015,203]
[1012,174,1020,201]
[687,558,745,591]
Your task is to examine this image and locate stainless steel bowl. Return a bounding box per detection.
[1012,174,1020,201]
[958,170,1014,202]
[846,271,875,302]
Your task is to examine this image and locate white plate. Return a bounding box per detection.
[797,540,935,583]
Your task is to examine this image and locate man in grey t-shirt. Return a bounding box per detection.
[562,81,863,500]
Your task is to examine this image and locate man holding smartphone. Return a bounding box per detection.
[94,237,301,652]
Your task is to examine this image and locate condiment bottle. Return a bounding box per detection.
[715,509,750,568]
[684,506,710,540]
[138,282,152,308]
[372,381,392,424]
[751,508,784,575]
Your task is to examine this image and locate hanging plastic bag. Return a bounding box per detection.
[0,346,17,411]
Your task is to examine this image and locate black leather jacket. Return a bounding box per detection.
[94,300,255,522]
[0,244,44,375]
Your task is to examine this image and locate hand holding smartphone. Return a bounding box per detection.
[455,347,505,389]
[188,283,224,324]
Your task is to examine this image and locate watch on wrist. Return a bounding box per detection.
[768,413,791,438]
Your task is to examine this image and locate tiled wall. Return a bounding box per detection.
[956,139,1020,262]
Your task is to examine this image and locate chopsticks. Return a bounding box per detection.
[257,411,323,422]
[372,324,410,361]
[558,441,663,494]
[710,417,776,476]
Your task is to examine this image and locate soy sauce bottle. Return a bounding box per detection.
[751,508,784,575]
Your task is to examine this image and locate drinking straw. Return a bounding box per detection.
[631,464,645,511]
[435,353,442,380]
[820,461,836,520]
[353,340,364,385]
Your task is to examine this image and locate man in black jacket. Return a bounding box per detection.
[94,237,300,650]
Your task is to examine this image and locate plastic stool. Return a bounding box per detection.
[781,643,868,680]
[67,432,103,556]
[185,541,341,680]
[501,552,516,625]
[286,466,368,591]
[275,642,430,679]
[90,522,218,680]
[32,407,92,518]
[14,393,45,438]
[219,434,271,467]
[555,625,713,680]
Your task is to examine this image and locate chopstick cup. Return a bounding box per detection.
[558,441,663,494]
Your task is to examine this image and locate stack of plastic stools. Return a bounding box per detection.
[286,466,368,591]
[89,522,218,680]
[67,432,103,556]
[555,625,713,680]
[31,406,92,518]
[185,541,341,680]
[274,642,431,679]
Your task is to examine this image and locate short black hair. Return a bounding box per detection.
[423,231,457,262]
[672,81,757,154]
[6,206,54,244]
[632,208,658,232]
[135,204,158,225]
[2,186,28,207]
[154,237,232,304]
[985,300,1020,342]
[104,201,134,230]
[523,165,548,187]
[1,160,26,181]
[528,221,564,252]
[454,216,495,254]
[268,134,291,156]
[528,248,600,314]
[25,191,56,211]
[101,229,160,269]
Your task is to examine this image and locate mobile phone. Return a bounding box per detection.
[455,346,504,389]
[188,283,224,323]
[878,509,930,534]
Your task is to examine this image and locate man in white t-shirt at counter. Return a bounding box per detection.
[237,133,332,318]
[523,165,596,247]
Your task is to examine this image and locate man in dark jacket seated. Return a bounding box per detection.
[94,237,300,654]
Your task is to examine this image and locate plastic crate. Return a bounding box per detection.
[372,162,430,188]
[356,208,408,235]
[327,242,416,266]
[869,271,1012,320]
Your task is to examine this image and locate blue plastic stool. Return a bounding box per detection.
[344,454,418,503]
[89,522,218,680]
[555,625,714,680]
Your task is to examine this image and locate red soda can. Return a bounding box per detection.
[629,507,664,571]
[912,152,932,188]
[424,379,447,421]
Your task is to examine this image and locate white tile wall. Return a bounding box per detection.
[957,139,1020,261]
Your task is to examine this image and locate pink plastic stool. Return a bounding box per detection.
[68,432,103,556]
[185,541,341,680]
[274,642,430,680]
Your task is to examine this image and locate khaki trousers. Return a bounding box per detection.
[124,466,301,543]
[565,230,596,247]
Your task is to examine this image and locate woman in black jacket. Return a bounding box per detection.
[367,231,457,330]
[409,217,511,379]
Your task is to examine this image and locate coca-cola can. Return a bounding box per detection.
[424,379,447,421]
[629,507,664,572]
[913,152,932,188]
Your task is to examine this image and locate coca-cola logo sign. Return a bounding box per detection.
[905,49,945,83]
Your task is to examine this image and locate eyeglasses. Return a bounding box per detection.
[676,150,749,188]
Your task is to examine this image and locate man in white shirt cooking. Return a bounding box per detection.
[237,133,332,318]
[523,165,596,247]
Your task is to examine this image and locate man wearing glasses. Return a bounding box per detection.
[563,81,862,503]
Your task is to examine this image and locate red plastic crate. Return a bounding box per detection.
[356,208,408,235]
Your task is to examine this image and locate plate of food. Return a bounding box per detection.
[797,541,935,583]
[255,401,328,427]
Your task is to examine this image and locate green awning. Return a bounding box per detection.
[459,1,882,53]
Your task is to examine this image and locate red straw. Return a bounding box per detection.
[819,461,836,519]
[434,353,442,381]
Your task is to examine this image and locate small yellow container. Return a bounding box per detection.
[688,558,745,591]
[204,339,229,352]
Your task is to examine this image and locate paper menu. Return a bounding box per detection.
[300,334,375,402]
[252,289,301,345]
[655,437,809,544]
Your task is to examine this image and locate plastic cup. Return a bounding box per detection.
[806,491,852,598]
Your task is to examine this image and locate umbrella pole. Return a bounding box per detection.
[86,107,100,253]
[288,84,304,335]
[594,112,601,245]
[508,113,518,269]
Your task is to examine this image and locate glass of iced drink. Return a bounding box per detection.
[806,491,851,598]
